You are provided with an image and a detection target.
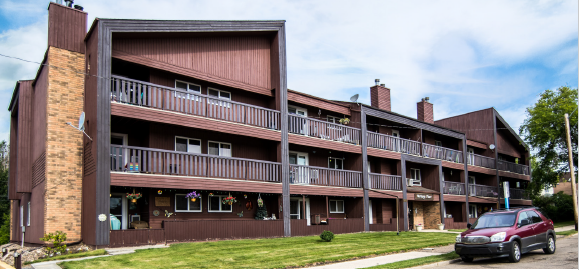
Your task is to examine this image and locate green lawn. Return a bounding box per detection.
[364,252,460,269]
[556,229,578,236]
[447,229,466,232]
[60,232,456,269]
[25,249,108,265]
[554,220,576,228]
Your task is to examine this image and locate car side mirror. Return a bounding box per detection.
[519,219,530,227]
[466,223,472,229]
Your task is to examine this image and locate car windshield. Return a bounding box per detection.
[472,213,516,229]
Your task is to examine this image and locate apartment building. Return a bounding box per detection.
[7,3,531,247]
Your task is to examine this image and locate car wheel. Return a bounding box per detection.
[543,235,556,254]
[461,256,474,262]
[508,241,521,263]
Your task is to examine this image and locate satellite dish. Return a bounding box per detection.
[350,94,359,103]
[78,112,85,131]
[489,144,496,150]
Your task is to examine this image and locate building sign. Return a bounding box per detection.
[415,193,433,201]
[503,182,510,198]
[155,197,170,206]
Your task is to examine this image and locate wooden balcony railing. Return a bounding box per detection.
[288,114,361,145]
[497,160,530,175]
[468,184,498,197]
[368,173,402,190]
[467,153,495,169]
[442,181,466,195]
[423,143,463,163]
[111,76,280,130]
[110,145,280,182]
[366,131,421,156]
[289,164,362,188]
[500,188,530,200]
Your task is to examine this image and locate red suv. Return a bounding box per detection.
[455,207,556,263]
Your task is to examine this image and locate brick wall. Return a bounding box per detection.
[370,85,391,111]
[417,100,434,123]
[44,46,85,241]
[413,201,424,227]
[423,201,441,229]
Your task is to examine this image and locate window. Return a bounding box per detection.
[327,115,340,123]
[435,141,442,147]
[517,211,530,226]
[329,200,345,213]
[409,168,421,186]
[528,211,543,224]
[289,152,308,165]
[208,195,232,212]
[175,194,202,212]
[288,106,307,116]
[392,130,400,137]
[328,157,344,170]
[516,182,520,188]
[175,80,201,100]
[208,88,231,100]
[467,148,474,154]
[469,204,477,218]
[27,202,30,226]
[175,137,201,154]
[290,200,300,219]
[208,141,232,157]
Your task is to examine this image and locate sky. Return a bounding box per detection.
[0,0,577,144]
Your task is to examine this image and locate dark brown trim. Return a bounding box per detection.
[361,108,369,231]
[493,110,501,208]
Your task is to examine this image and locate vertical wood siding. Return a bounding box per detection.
[164,220,284,242]
[17,81,33,193]
[48,3,87,54]
[32,66,48,162]
[9,114,18,200]
[290,218,364,236]
[112,36,271,90]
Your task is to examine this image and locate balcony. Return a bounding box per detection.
[422,143,463,163]
[367,131,421,156]
[288,115,361,145]
[289,165,361,188]
[368,173,402,190]
[110,145,281,182]
[468,184,498,197]
[498,160,530,175]
[467,154,495,169]
[442,181,466,195]
[500,188,530,200]
[111,76,280,130]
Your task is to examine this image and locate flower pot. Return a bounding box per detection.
[416,225,423,232]
[438,224,445,230]
[131,199,137,203]
[228,201,233,205]
[191,198,196,202]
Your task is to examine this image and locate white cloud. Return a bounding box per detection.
[0,0,576,142]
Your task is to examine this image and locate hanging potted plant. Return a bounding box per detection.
[185,191,201,202]
[257,194,264,207]
[222,195,237,205]
[338,117,350,125]
[126,193,142,203]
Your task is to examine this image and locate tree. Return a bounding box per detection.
[519,86,578,197]
[0,141,8,244]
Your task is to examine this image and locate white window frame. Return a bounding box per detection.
[469,204,478,218]
[174,193,202,213]
[208,87,231,100]
[175,80,201,100]
[327,115,340,124]
[289,151,309,166]
[409,168,422,186]
[288,105,308,117]
[328,157,344,170]
[329,200,345,213]
[27,202,30,227]
[392,130,400,137]
[111,133,129,167]
[175,136,202,154]
[435,140,442,147]
[208,195,233,213]
[208,141,232,157]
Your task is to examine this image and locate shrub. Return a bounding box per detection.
[533,191,574,222]
[40,231,67,255]
[320,230,334,242]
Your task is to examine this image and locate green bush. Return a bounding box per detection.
[40,231,67,255]
[0,213,10,245]
[533,191,574,222]
[320,230,334,242]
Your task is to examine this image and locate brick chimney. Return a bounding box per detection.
[417,97,433,123]
[370,80,391,111]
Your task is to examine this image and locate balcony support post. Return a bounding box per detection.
[492,110,501,209]
[400,155,408,231]
[462,136,470,221]
[361,108,370,232]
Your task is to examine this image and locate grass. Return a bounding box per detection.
[447,229,466,232]
[364,252,460,269]
[556,229,578,236]
[59,231,456,269]
[554,220,576,228]
[25,249,107,265]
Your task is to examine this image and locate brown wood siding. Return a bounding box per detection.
[466,140,487,149]
[81,23,99,246]
[289,185,363,197]
[287,91,350,115]
[435,109,495,158]
[164,220,284,242]
[422,130,460,150]
[406,163,439,191]
[23,182,46,244]
[288,134,361,154]
[367,148,402,160]
[47,3,87,54]
[467,196,497,204]
[498,170,531,181]
[11,200,21,242]
[368,190,403,199]
[288,144,362,171]
[441,160,464,170]
[31,152,46,188]
[32,66,48,162]
[291,218,364,236]
[496,128,523,158]
[111,33,273,96]
[148,69,274,109]
[303,196,362,219]
[467,165,496,175]
[501,199,532,206]
[443,195,467,202]
[17,81,33,193]
[111,103,281,142]
[9,114,18,200]
[109,229,165,247]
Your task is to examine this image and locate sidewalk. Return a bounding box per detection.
[554,225,576,232]
[306,244,454,269]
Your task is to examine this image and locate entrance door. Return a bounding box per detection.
[290,198,311,225]
[289,152,309,184]
[369,200,373,225]
[467,148,474,165]
[468,176,476,196]
[110,194,128,230]
[408,201,414,230]
[111,133,128,171]
[392,130,400,152]
[289,106,308,135]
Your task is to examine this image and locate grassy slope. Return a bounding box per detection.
[556,229,577,236]
[364,252,460,269]
[554,220,575,228]
[60,232,455,269]
[25,249,107,265]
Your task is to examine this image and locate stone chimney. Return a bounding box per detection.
[370,80,391,111]
[417,97,433,123]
